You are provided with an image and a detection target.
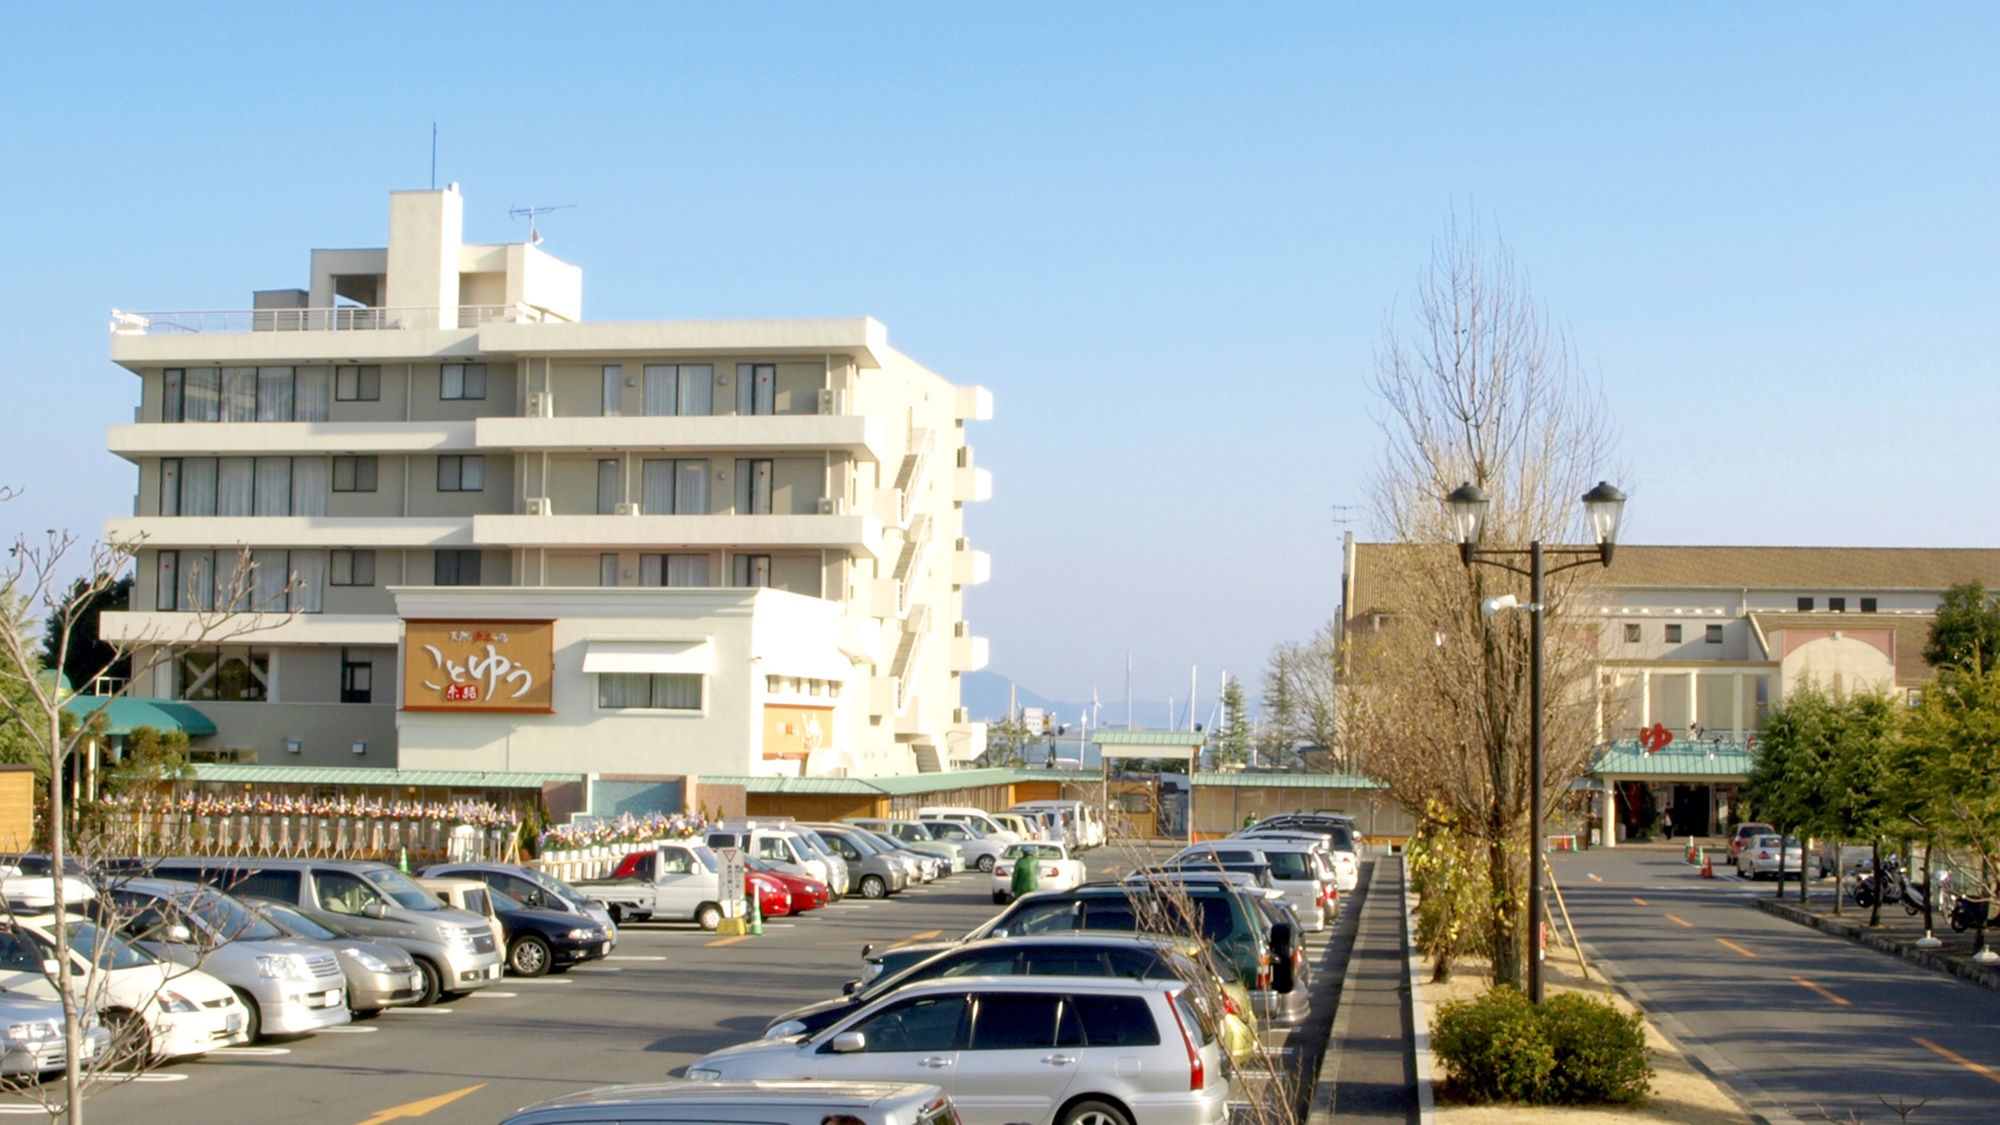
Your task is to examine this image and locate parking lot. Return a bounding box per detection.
[24,847,1352,1125]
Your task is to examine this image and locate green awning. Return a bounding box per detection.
[62,697,217,738]
[1190,772,1386,789]
[186,764,577,790]
[1591,739,1756,780]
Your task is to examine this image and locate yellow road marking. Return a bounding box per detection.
[354,1084,486,1125]
[1663,913,1693,928]
[1914,1037,2000,1085]
[1632,897,1650,906]
[1790,976,1850,1006]
[889,929,944,948]
[706,935,750,948]
[1716,938,1757,958]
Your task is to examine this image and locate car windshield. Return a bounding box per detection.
[178,891,283,942]
[689,846,719,872]
[361,869,443,910]
[926,823,972,841]
[1005,844,1062,860]
[489,885,527,909]
[64,921,157,970]
[520,869,591,905]
[255,900,339,941]
[1264,852,1314,880]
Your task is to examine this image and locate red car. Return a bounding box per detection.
[747,857,830,912]
[747,869,793,917]
[608,851,793,918]
[1728,822,1774,860]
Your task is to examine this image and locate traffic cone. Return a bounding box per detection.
[398,846,410,874]
[1685,837,1698,863]
[747,890,764,936]
[1701,850,1714,879]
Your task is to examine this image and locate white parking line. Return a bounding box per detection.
[570,966,622,973]
[606,955,667,961]
[511,978,573,984]
[317,1025,381,1033]
[472,991,518,998]
[207,1046,293,1056]
[128,1073,191,1082]
[385,1006,456,1013]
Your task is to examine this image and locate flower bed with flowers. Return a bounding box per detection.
[533,811,709,881]
[97,791,525,864]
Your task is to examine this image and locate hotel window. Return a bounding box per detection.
[168,366,328,423]
[1797,597,1814,611]
[335,365,381,402]
[641,553,712,587]
[167,457,326,515]
[1828,597,1847,612]
[330,549,376,587]
[600,553,620,587]
[176,647,270,702]
[1623,623,1640,643]
[598,672,703,710]
[332,456,379,493]
[643,364,713,416]
[736,364,776,415]
[437,455,484,492]
[182,368,221,422]
[162,369,184,422]
[1706,624,1724,643]
[641,459,708,514]
[440,363,487,401]
[735,459,773,514]
[597,459,621,514]
[434,550,482,586]
[340,650,373,704]
[1665,623,1683,643]
[1861,597,1878,612]
[733,554,772,588]
[602,365,624,416]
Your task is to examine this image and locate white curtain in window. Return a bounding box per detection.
[293,367,331,422]
[216,458,255,517]
[180,458,216,516]
[598,672,650,709]
[643,365,676,416]
[291,457,329,517]
[597,459,621,514]
[679,365,713,416]
[222,367,258,422]
[217,550,252,611]
[641,459,675,515]
[675,460,708,515]
[652,673,702,709]
[639,554,664,587]
[667,554,711,587]
[155,552,179,611]
[603,365,623,416]
[254,458,292,516]
[185,368,221,422]
[163,370,184,423]
[185,551,216,612]
[289,550,325,613]
[250,549,288,611]
[256,367,294,421]
[159,460,182,516]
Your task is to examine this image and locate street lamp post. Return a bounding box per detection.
[1445,479,1627,1005]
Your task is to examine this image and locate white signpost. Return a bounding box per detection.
[717,846,747,918]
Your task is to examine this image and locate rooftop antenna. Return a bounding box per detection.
[509,204,575,245]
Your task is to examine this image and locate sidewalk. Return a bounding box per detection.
[1755,889,2000,993]
[1308,856,1416,1125]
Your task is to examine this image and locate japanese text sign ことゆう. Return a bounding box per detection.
[402,620,555,713]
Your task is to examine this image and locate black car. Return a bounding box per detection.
[446,882,609,976]
[763,934,1207,1039]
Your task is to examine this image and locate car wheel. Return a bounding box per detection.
[696,902,724,931]
[992,891,1009,905]
[1060,1099,1134,1125]
[977,855,996,873]
[606,903,625,926]
[105,1009,150,1072]
[412,958,444,1007]
[508,934,553,977]
[352,1007,381,1020]
[232,988,265,1042]
[861,875,888,899]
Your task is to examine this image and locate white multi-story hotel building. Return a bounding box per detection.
[99,185,992,779]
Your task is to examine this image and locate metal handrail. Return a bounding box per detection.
[108,304,555,335]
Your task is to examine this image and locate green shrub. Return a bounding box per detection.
[1538,992,1652,1104]
[1432,987,1652,1105]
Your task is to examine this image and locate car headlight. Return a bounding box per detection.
[157,990,201,1014]
[686,1067,723,1081]
[565,928,599,941]
[3,1021,57,1044]
[764,1019,807,1040]
[256,955,312,981]
[443,927,477,949]
[344,947,393,973]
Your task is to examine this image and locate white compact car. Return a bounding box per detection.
[687,976,1230,1125]
[991,843,1087,904]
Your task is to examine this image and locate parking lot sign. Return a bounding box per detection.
[717,846,746,916]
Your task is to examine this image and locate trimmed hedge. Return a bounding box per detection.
[1433,987,1652,1105]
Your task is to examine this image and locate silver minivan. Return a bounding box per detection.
[688,976,1231,1125]
[153,858,503,1006]
[111,877,351,1040]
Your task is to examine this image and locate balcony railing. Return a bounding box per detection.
[109,304,558,335]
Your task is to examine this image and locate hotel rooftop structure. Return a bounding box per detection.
[100,184,992,781]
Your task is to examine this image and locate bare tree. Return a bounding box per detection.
[1262,624,1341,770]
[1343,214,1619,987]
[0,502,295,1123]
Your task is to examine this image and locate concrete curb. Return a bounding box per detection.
[1754,897,2000,993]
[1400,858,1437,1125]
[1306,859,1369,1125]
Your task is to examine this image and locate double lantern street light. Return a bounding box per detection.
[1444,479,1627,1005]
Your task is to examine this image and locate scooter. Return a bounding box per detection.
[1901,866,1953,918]
[1949,894,1992,933]
[1849,854,1903,908]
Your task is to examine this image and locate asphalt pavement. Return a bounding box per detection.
[1554,844,2000,1124]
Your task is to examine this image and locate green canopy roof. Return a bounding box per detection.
[1093,730,1209,747]
[1591,739,1756,780]
[1190,771,1385,789]
[62,696,216,738]
[186,764,577,790]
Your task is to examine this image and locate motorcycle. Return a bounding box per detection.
[1901,865,1954,918]
[1950,894,1992,934]
[1849,854,1904,908]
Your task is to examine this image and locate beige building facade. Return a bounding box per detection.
[99,185,991,777]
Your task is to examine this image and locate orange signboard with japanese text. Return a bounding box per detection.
[402,619,556,713]
[762,705,835,761]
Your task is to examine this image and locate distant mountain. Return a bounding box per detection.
[960,670,1181,728]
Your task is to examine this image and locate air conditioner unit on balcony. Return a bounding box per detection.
[525,497,552,516]
[614,502,642,516]
[817,497,846,515]
[953,707,970,725]
[526,392,551,418]
[818,388,846,415]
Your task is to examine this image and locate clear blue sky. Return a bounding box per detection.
[5,4,1998,708]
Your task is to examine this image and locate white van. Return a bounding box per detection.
[1012,800,1107,849]
[915,807,1020,845]
[706,820,833,886]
